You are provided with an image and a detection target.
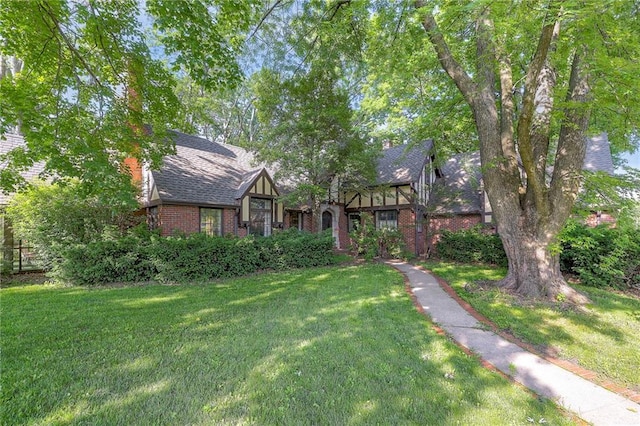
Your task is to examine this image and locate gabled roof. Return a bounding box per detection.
[149,131,271,207]
[0,133,46,205]
[429,151,482,214]
[376,140,434,185]
[429,133,615,215]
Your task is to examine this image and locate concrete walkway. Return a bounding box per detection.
[388,261,640,426]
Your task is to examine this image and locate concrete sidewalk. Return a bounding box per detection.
[388,261,640,426]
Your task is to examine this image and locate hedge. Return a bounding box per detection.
[57,229,336,285]
[435,223,640,290]
[559,221,640,290]
[435,227,508,267]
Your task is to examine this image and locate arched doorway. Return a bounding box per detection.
[322,210,332,231]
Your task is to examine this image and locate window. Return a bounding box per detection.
[250,198,272,236]
[289,211,302,230]
[200,208,222,236]
[348,213,361,232]
[376,210,398,229]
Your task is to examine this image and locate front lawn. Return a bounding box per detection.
[1,264,572,425]
[422,261,640,393]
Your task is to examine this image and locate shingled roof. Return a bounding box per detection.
[583,133,615,174]
[0,133,46,205]
[148,131,269,207]
[377,140,434,185]
[428,151,483,214]
[429,133,615,215]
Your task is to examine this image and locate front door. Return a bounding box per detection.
[322,211,332,231]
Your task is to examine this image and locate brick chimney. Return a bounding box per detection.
[124,59,143,185]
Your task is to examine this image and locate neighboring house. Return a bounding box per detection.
[139,131,285,238]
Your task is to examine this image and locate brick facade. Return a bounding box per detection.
[155,205,241,237]
[157,205,199,236]
[338,208,350,250]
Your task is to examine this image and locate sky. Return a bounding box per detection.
[619,151,640,171]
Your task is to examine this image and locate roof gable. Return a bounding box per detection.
[376,140,434,185]
[149,131,277,207]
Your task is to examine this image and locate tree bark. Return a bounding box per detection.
[415,3,591,303]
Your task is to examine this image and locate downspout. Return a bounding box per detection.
[414,205,419,257]
[234,208,239,236]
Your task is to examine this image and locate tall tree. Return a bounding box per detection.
[174,74,260,146]
[248,0,375,232]
[0,0,262,201]
[253,64,375,232]
[402,1,640,300]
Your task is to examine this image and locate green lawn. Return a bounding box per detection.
[1,264,573,425]
[422,261,640,393]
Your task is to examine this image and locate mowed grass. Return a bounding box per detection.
[1,264,573,425]
[422,261,640,392]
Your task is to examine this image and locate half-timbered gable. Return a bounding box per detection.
[142,131,282,237]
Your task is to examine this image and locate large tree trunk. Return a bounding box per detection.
[416,2,591,302]
[497,213,588,303]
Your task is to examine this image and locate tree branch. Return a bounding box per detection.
[248,0,285,41]
[515,6,560,218]
[549,48,591,227]
[414,1,476,106]
[38,0,104,89]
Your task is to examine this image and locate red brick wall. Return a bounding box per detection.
[303,212,315,233]
[157,205,239,237]
[158,205,199,236]
[426,214,482,252]
[585,212,616,227]
[222,208,237,236]
[338,207,349,250]
[398,209,416,255]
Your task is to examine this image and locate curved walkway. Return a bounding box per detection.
[387,261,640,426]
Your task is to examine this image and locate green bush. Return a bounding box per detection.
[436,226,508,267]
[559,220,640,289]
[436,222,640,290]
[349,214,406,260]
[5,181,140,270]
[56,228,336,285]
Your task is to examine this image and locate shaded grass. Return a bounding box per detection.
[422,261,640,392]
[2,264,573,425]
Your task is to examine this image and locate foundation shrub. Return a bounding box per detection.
[436,226,507,267]
[559,220,640,290]
[349,215,405,260]
[57,228,335,285]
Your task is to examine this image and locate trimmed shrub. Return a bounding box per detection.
[436,226,507,267]
[559,221,640,289]
[56,229,336,285]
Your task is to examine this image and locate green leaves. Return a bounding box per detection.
[147,0,261,90]
[1,0,264,199]
[252,64,375,210]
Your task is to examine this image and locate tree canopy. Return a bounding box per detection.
[0,0,262,201]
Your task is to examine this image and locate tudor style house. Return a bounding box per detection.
[138,131,284,238]
[311,140,437,256]
[1,129,618,270]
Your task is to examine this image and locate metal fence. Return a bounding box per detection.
[4,240,42,273]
